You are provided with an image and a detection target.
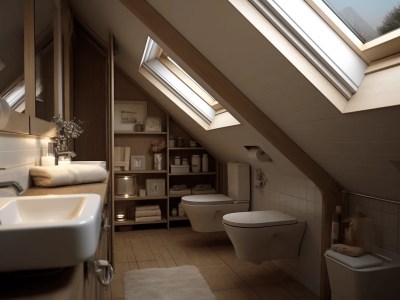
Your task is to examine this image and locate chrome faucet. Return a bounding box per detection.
[0,181,23,194]
[56,150,77,159]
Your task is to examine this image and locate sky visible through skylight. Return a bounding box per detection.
[323,0,400,42]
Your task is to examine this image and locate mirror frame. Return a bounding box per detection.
[0,0,63,136]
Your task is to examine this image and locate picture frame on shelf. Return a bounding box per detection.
[144,116,162,132]
[130,155,146,170]
[114,101,147,131]
[146,178,166,196]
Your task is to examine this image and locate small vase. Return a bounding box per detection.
[154,153,163,170]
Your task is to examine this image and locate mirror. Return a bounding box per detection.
[35,0,55,122]
[0,0,29,134]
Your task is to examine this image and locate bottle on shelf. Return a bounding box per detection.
[191,154,201,173]
[201,154,208,172]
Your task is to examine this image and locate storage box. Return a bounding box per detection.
[170,164,190,174]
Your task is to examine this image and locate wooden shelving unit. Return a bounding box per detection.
[112,99,219,230]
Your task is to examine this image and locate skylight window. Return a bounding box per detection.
[139,37,240,130]
[321,0,400,43]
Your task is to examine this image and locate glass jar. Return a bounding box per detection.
[174,155,181,165]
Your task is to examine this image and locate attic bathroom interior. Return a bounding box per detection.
[1,0,400,299]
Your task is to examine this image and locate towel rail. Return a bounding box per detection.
[344,191,399,205]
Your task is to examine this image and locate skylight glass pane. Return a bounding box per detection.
[323,0,400,43]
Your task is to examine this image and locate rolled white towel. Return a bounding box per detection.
[30,164,108,187]
[135,205,160,211]
[135,209,161,218]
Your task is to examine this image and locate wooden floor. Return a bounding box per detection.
[110,226,318,300]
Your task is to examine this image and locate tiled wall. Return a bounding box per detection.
[251,169,322,295]
[0,133,49,191]
[348,194,400,255]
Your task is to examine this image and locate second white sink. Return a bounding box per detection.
[0,194,102,272]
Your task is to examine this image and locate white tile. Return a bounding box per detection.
[306,201,315,216]
[299,198,307,213]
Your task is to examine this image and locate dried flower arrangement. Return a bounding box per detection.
[149,140,166,153]
[52,115,84,151]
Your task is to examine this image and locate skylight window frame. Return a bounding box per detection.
[139,37,240,130]
[305,0,400,63]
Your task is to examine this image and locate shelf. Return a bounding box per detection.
[169,216,189,221]
[114,170,167,175]
[169,147,204,151]
[114,218,168,226]
[114,131,167,135]
[114,195,168,201]
[169,172,216,176]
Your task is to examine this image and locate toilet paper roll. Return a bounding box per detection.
[248,148,272,162]
[0,97,11,129]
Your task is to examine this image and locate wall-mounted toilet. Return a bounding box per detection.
[325,248,400,300]
[223,210,307,264]
[181,162,250,232]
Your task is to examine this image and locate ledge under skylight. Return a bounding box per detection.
[139,37,240,131]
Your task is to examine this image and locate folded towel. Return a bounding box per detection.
[135,215,162,222]
[135,205,160,211]
[135,209,161,218]
[30,164,108,187]
[331,243,365,257]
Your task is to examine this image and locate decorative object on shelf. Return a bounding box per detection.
[150,140,166,170]
[115,175,137,196]
[189,140,197,147]
[114,146,130,171]
[169,135,175,147]
[178,202,186,217]
[192,184,216,195]
[52,115,84,163]
[139,189,146,197]
[170,164,190,174]
[131,155,146,170]
[153,153,163,171]
[177,137,184,147]
[169,184,190,197]
[191,155,201,173]
[182,158,189,165]
[174,156,181,165]
[134,122,144,132]
[114,101,147,131]
[255,169,267,189]
[115,211,126,221]
[171,208,178,217]
[201,154,208,172]
[144,116,162,132]
[146,178,166,196]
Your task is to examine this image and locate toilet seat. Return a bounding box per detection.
[182,194,234,205]
[325,250,383,269]
[223,210,298,228]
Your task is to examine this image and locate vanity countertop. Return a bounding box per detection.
[0,178,109,300]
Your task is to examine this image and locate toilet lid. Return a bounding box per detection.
[325,250,383,269]
[222,210,298,228]
[181,194,234,205]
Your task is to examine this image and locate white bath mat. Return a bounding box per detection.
[124,265,215,300]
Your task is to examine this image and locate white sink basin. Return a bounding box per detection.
[0,194,102,272]
[71,161,106,169]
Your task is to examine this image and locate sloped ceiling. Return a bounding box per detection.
[70,0,400,201]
